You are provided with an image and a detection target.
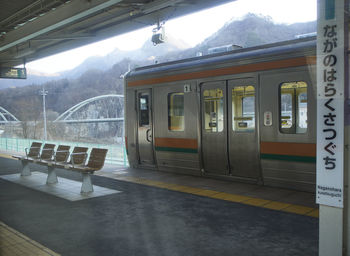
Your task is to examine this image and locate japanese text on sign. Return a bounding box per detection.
[316,0,344,208]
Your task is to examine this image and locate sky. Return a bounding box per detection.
[26,0,317,74]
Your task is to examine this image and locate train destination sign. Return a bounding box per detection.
[316,0,344,208]
[0,67,27,79]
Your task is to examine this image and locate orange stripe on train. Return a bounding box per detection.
[155,138,198,149]
[260,141,316,157]
[128,56,316,87]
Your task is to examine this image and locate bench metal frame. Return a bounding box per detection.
[13,145,108,194]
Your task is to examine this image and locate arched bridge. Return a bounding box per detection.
[54,94,124,124]
[0,106,20,124]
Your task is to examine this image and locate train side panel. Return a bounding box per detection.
[125,38,317,192]
[259,67,316,191]
[153,82,201,175]
[125,88,138,167]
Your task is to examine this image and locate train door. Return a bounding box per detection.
[259,70,315,191]
[137,89,155,166]
[228,79,260,178]
[201,81,229,175]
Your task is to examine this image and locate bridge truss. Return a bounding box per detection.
[0,106,20,124]
[54,94,124,124]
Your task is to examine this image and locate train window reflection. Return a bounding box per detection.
[168,93,184,131]
[298,93,308,132]
[203,89,224,132]
[139,95,149,126]
[280,82,308,134]
[281,93,293,129]
[232,86,255,131]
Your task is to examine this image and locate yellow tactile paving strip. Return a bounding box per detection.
[0,221,60,256]
[0,153,14,160]
[114,176,319,218]
[0,152,318,218]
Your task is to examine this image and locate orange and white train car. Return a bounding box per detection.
[124,37,316,192]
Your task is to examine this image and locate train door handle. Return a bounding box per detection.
[146,129,152,143]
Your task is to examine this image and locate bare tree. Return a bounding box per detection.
[15,97,41,139]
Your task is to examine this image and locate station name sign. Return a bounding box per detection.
[0,67,27,79]
[316,0,345,208]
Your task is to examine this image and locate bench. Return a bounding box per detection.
[12,144,108,194]
[32,143,55,163]
[12,142,56,176]
[50,147,107,193]
[12,141,42,176]
[37,145,71,184]
[63,148,108,193]
[44,146,88,186]
[12,142,42,160]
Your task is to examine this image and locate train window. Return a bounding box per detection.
[139,95,149,126]
[168,92,184,131]
[279,82,308,134]
[232,86,255,131]
[281,93,293,129]
[298,92,308,132]
[203,89,224,132]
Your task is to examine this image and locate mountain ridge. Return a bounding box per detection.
[0,14,316,121]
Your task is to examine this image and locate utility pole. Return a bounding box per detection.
[39,85,48,141]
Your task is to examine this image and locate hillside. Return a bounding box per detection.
[0,34,189,89]
[0,70,62,90]
[202,14,316,48]
[0,14,316,121]
[60,34,190,79]
[160,14,316,61]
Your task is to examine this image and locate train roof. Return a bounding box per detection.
[126,37,316,81]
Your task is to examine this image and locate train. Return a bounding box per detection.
[124,37,317,192]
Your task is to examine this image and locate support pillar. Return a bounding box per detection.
[346,125,350,255]
[344,0,350,255]
[20,161,31,176]
[46,166,58,184]
[319,206,343,256]
[81,173,93,194]
[316,0,348,255]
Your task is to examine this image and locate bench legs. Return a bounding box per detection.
[20,161,31,176]
[81,173,93,194]
[46,166,58,184]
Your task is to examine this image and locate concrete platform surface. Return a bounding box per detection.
[96,165,318,214]
[1,172,121,201]
[0,156,318,256]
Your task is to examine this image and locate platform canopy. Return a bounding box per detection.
[0,0,235,68]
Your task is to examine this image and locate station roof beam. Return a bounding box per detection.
[0,0,235,68]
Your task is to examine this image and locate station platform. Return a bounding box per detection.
[0,153,318,256]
